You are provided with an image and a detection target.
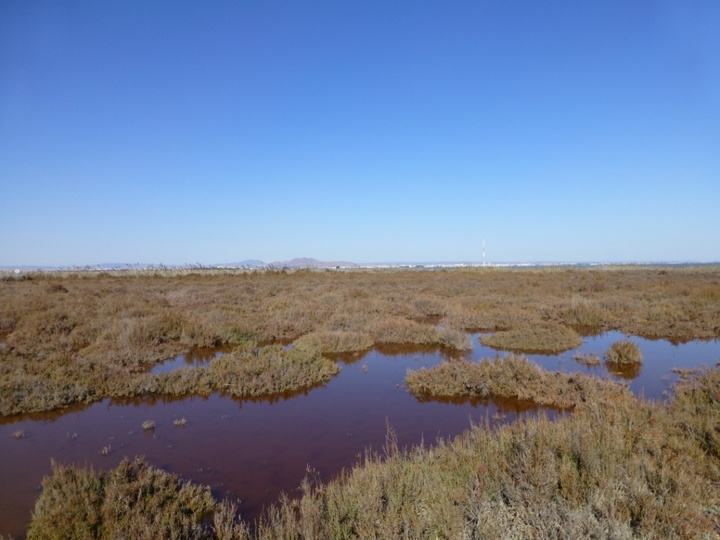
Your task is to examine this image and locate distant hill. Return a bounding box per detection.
[268,257,358,269]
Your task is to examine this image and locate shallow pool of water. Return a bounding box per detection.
[473,331,720,399]
[150,344,234,375]
[1,332,718,538]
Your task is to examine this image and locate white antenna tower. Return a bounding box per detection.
[482,239,486,267]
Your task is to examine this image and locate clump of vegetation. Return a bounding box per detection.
[292,330,373,354]
[406,355,628,409]
[141,419,156,431]
[479,323,582,353]
[1,266,718,416]
[369,317,471,350]
[572,352,602,365]
[562,295,608,329]
[209,345,339,398]
[605,339,643,365]
[27,457,236,540]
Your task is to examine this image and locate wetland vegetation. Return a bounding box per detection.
[1,266,719,537]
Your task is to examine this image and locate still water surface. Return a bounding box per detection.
[1,332,718,537]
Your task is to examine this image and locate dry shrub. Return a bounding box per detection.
[369,317,438,345]
[293,331,373,354]
[406,355,628,409]
[668,367,720,465]
[563,295,608,328]
[213,501,250,540]
[480,323,582,353]
[605,340,643,365]
[28,457,216,539]
[104,344,339,402]
[436,326,472,350]
[209,345,339,398]
[369,318,471,350]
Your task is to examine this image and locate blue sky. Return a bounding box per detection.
[1,1,719,266]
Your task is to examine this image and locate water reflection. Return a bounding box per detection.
[150,345,234,375]
[1,332,719,538]
[605,361,643,380]
[474,331,720,398]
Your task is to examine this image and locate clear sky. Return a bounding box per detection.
[1,1,719,266]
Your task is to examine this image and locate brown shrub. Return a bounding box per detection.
[293,331,373,354]
[28,457,216,539]
[406,355,628,409]
[480,323,582,353]
[605,340,643,365]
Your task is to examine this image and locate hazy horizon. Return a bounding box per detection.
[2,2,718,267]
[3,256,718,271]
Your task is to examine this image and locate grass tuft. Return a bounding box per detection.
[605,339,643,365]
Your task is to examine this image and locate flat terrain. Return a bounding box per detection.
[2,266,718,417]
[2,266,719,538]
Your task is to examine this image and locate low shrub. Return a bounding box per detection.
[605,339,643,365]
[209,345,339,398]
[28,457,217,540]
[292,330,373,354]
[480,323,582,353]
[406,355,629,409]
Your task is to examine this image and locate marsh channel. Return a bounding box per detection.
[1,332,719,537]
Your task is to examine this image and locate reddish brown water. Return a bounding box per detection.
[1,333,718,538]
